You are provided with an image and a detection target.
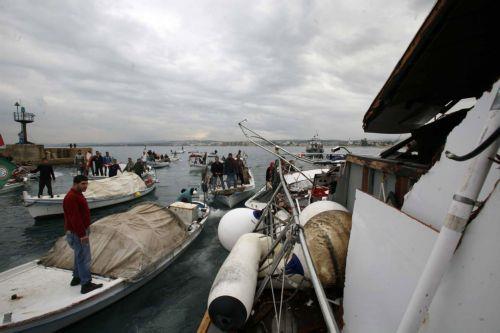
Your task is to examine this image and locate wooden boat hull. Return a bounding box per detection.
[0,202,210,332]
[244,185,268,210]
[189,164,206,172]
[212,170,256,208]
[22,185,156,219]
[148,162,170,169]
[214,188,256,208]
[0,182,25,195]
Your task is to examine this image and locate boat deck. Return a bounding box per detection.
[0,261,121,329]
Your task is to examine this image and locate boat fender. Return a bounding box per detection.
[208,233,270,331]
[298,200,348,226]
[294,209,352,288]
[218,208,259,251]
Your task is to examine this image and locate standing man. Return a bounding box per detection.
[31,158,56,198]
[235,155,245,186]
[74,150,85,175]
[210,156,225,189]
[108,159,122,177]
[133,158,146,176]
[124,157,134,172]
[94,151,104,176]
[63,175,103,294]
[224,153,237,188]
[102,152,112,176]
[85,150,93,176]
[266,161,275,189]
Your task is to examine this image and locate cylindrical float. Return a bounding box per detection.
[292,202,352,288]
[208,233,269,330]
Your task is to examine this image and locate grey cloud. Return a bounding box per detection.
[0,0,435,144]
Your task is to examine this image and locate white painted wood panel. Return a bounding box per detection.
[343,190,437,333]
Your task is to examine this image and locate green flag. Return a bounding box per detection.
[0,157,16,189]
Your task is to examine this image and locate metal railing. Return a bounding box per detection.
[13,111,35,123]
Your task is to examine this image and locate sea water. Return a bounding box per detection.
[0,145,380,332]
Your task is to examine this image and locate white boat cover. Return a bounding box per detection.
[39,202,188,281]
[84,171,146,198]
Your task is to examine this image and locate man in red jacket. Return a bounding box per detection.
[63,175,103,294]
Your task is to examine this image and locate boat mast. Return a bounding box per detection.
[276,154,340,333]
[238,120,340,332]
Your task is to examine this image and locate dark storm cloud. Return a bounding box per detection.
[0,0,435,143]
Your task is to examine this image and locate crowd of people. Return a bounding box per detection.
[73,149,158,179]
[143,149,172,162]
[265,157,297,190]
[73,150,120,177]
[202,151,248,190]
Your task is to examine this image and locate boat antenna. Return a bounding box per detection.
[238,120,316,184]
[239,120,321,165]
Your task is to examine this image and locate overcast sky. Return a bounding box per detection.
[0,0,435,144]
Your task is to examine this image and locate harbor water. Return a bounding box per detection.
[0,145,381,332]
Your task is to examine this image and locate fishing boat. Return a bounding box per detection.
[0,200,210,332]
[305,133,324,159]
[199,1,500,331]
[211,169,256,208]
[0,179,27,195]
[188,152,216,171]
[22,172,156,219]
[147,160,170,169]
[171,147,186,154]
[297,146,349,165]
[245,168,332,210]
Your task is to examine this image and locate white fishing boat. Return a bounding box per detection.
[22,172,156,219]
[245,168,330,210]
[0,180,27,195]
[147,160,170,169]
[212,169,256,208]
[172,147,186,154]
[188,153,216,171]
[0,200,210,332]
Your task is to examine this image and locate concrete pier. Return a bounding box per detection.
[1,144,92,165]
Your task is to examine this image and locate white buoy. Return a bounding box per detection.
[299,200,348,226]
[208,233,269,330]
[218,208,260,251]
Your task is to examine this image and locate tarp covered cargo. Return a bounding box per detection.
[39,202,188,281]
[84,171,147,198]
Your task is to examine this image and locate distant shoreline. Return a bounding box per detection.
[40,139,396,148]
